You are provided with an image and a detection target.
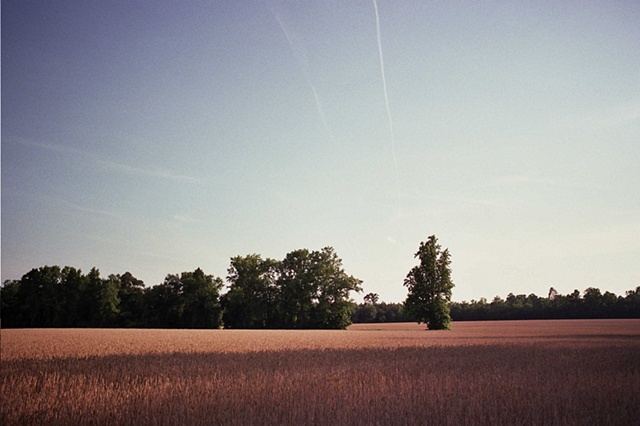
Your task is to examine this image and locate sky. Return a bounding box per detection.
[2,0,639,303]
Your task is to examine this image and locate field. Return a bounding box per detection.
[2,320,639,425]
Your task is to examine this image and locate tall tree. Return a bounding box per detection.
[181,268,224,329]
[19,265,63,327]
[99,274,121,327]
[58,266,86,327]
[224,248,361,329]
[145,274,185,328]
[307,247,362,329]
[277,249,316,328]
[222,254,280,329]
[80,267,103,326]
[145,269,223,329]
[276,247,362,329]
[404,235,455,330]
[115,272,146,327]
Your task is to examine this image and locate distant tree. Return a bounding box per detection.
[378,302,409,322]
[583,287,604,318]
[404,235,455,330]
[353,303,378,323]
[364,293,379,305]
[622,287,640,317]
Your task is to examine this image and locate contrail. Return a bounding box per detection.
[373,0,400,199]
[272,10,335,143]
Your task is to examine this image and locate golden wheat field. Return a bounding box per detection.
[2,320,639,425]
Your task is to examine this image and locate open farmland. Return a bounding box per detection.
[2,320,639,425]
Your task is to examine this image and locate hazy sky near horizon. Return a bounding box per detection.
[3,0,639,303]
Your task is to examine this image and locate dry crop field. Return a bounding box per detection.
[2,320,639,425]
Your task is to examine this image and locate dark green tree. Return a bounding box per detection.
[144,269,223,329]
[276,247,361,329]
[404,235,455,330]
[58,266,86,327]
[19,265,63,327]
[79,267,103,326]
[351,302,414,323]
[0,280,23,327]
[222,254,280,329]
[307,247,362,329]
[363,292,379,305]
[354,303,378,323]
[99,274,121,327]
[181,268,224,329]
[115,272,146,327]
[277,248,315,328]
[145,274,185,328]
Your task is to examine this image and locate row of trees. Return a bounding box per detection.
[350,286,640,323]
[0,247,362,329]
[4,233,636,329]
[351,293,409,323]
[449,287,640,321]
[0,266,224,329]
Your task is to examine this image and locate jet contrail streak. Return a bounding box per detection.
[373,0,401,199]
[272,10,335,143]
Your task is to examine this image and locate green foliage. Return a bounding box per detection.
[6,253,635,329]
[0,280,22,328]
[222,254,280,329]
[223,247,362,329]
[449,286,640,321]
[181,269,224,329]
[0,247,360,329]
[363,293,379,305]
[115,272,146,327]
[404,235,454,330]
[1,266,129,328]
[278,247,362,329]
[351,302,412,323]
[145,269,224,329]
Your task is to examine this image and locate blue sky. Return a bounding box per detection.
[2,0,639,303]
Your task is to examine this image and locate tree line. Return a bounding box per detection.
[449,287,640,321]
[0,247,362,329]
[4,234,638,329]
[351,286,640,323]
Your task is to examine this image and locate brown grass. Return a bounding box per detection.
[2,320,639,425]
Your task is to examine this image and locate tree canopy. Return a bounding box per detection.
[223,247,362,329]
[0,266,224,329]
[449,287,640,321]
[404,235,455,330]
[1,247,361,330]
[3,244,638,329]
